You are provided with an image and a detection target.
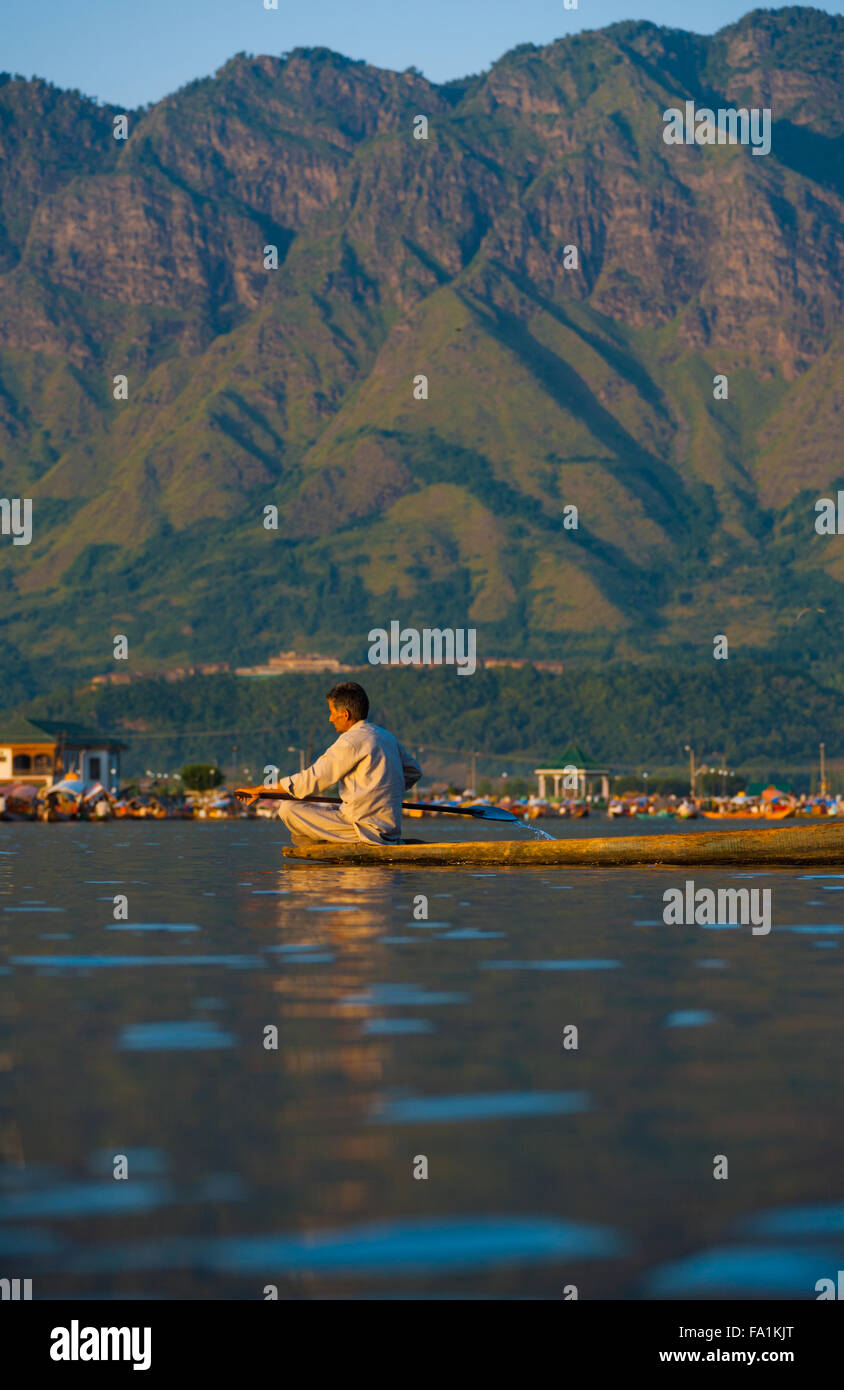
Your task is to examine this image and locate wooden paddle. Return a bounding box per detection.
[234,786,522,822]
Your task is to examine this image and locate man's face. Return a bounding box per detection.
[328,700,355,733]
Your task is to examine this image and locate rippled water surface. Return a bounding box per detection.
[2,820,843,1299]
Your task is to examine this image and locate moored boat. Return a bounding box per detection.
[0,782,39,821]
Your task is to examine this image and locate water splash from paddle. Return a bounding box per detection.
[513,816,556,841]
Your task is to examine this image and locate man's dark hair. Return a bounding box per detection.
[326,681,369,721]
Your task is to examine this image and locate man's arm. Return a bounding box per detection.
[283,734,360,799]
[398,741,422,790]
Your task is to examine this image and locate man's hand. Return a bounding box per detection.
[235,786,295,805]
[234,785,264,806]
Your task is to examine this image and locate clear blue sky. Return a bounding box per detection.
[5,2,843,107]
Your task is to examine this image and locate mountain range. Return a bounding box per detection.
[2,6,844,701]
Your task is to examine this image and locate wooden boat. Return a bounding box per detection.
[283,821,844,867]
[0,783,39,821]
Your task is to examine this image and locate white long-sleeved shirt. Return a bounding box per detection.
[282,721,422,843]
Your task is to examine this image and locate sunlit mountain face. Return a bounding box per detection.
[2,9,844,697]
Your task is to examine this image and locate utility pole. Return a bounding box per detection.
[684,744,696,799]
[820,742,827,797]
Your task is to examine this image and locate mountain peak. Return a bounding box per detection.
[2,10,844,690]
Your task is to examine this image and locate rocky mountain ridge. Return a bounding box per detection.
[1,7,843,696]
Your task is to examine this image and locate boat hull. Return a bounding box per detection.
[282,822,844,866]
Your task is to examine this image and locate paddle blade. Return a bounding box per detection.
[411,801,523,822]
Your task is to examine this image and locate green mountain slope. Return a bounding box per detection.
[2,9,844,692]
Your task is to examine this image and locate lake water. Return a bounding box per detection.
[2,818,843,1300]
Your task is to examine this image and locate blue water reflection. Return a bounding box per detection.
[371,1091,590,1123]
[646,1245,841,1296]
[118,1021,235,1050]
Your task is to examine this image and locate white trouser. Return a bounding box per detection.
[275,801,399,845]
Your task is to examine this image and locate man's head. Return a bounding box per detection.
[327,681,370,733]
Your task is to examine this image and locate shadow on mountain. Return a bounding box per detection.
[773,122,844,199]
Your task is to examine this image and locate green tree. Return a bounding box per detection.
[180,763,223,791]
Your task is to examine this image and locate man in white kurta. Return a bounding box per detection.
[275,683,422,845]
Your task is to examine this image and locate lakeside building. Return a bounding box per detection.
[90,663,229,687]
[87,654,568,682]
[235,650,362,677]
[0,717,126,791]
[534,744,611,801]
[483,658,566,673]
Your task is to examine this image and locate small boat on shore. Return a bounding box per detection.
[283,821,844,867]
[0,782,39,821]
